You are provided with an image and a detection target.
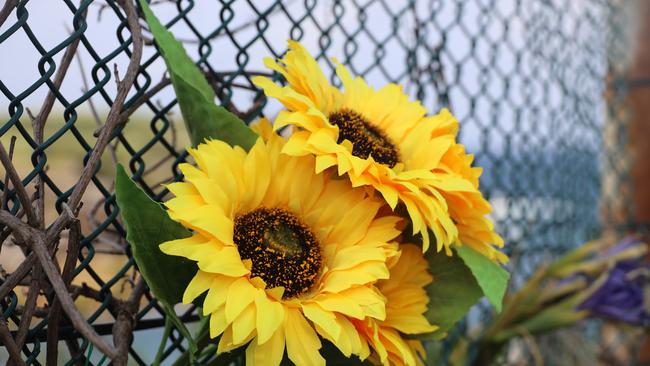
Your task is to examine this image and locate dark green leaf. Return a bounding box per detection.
[423,249,483,338]
[139,0,257,149]
[115,164,196,304]
[456,246,510,313]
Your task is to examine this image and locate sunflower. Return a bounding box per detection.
[253,41,506,263]
[159,121,403,365]
[353,244,437,366]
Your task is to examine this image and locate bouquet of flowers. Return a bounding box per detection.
[114,2,509,365]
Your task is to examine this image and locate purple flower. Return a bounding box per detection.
[578,259,650,326]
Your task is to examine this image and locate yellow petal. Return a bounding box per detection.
[339,286,387,321]
[159,235,220,262]
[315,154,338,173]
[328,245,388,272]
[217,326,254,354]
[383,312,438,335]
[197,246,249,277]
[255,290,285,344]
[209,306,228,339]
[322,261,389,293]
[203,275,237,315]
[312,293,364,319]
[182,270,213,304]
[225,278,257,322]
[326,200,381,248]
[232,303,256,345]
[242,138,271,211]
[284,308,324,366]
[246,323,286,366]
[166,181,198,198]
[312,313,366,358]
[301,302,341,342]
[171,204,234,245]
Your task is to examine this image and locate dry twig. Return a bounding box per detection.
[46,219,82,366]
[0,314,26,366]
[0,142,38,226]
[0,209,118,359]
[0,0,144,363]
[0,0,18,28]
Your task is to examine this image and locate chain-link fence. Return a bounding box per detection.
[0,0,643,364]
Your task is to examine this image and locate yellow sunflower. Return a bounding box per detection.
[159,121,403,365]
[353,244,437,366]
[253,41,506,263]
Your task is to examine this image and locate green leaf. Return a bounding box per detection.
[139,0,257,149]
[423,249,483,338]
[456,246,510,313]
[171,318,214,366]
[115,164,196,304]
[162,302,198,364]
[153,314,173,366]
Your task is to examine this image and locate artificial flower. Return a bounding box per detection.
[253,41,506,263]
[354,244,438,366]
[159,121,402,365]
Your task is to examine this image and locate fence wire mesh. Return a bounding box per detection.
[0,0,642,365]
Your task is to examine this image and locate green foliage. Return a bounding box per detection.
[491,294,588,342]
[162,303,199,363]
[114,165,195,304]
[456,246,510,313]
[423,249,483,338]
[115,165,199,362]
[139,0,257,149]
[153,316,173,366]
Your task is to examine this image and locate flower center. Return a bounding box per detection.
[329,108,399,167]
[233,207,322,299]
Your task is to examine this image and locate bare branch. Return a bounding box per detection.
[113,278,146,365]
[47,219,81,366]
[32,11,85,229]
[14,305,49,318]
[0,255,36,300]
[0,315,26,366]
[33,19,84,142]
[0,142,37,226]
[0,136,17,216]
[116,76,170,126]
[66,0,143,212]
[30,229,118,359]
[0,0,18,28]
[0,203,75,300]
[14,264,42,347]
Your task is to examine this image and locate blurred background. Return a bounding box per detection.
[1,0,649,365]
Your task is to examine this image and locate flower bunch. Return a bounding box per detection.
[116,3,509,365]
[252,41,506,264]
[472,235,649,365]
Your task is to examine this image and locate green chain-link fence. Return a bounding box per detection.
[0,0,641,364]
